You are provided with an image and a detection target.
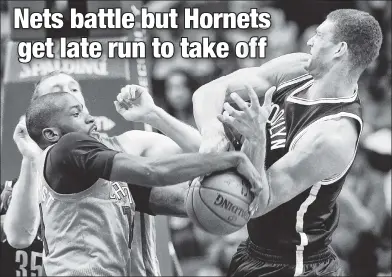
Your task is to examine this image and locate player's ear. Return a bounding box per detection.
[334,41,348,58]
[42,127,61,143]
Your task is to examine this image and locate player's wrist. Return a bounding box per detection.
[21,156,38,168]
[145,106,165,127]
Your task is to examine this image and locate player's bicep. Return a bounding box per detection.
[143,133,182,157]
[117,130,182,157]
[266,122,358,212]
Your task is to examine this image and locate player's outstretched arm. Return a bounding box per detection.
[251,118,360,218]
[3,160,41,249]
[115,85,201,152]
[192,53,310,152]
[110,150,260,189]
[4,120,42,249]
[55,132,261,193]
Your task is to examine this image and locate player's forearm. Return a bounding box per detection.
[149,182,188,217]
[242,139,267,182]
[4,158,40,248]
[192,80,228,135]
[147,106,201,152]
[111,152,242,187]
[242,138,271,217]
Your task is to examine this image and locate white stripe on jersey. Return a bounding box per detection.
[289,112,362,275]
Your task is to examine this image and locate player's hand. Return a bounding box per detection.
[235,152,263,216]
[114,84,156,124]
[217,85,276,143]
[94,116,116,132]
[13,116,42,160]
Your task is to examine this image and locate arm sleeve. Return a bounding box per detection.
[127,184,155,216]
[46,132,120,194]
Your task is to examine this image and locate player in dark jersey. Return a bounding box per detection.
[23,91,261,276]
[191,9,382,276]
[1,180,44,277]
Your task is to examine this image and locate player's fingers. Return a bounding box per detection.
[128,85,136,99]
[230,93,250,111]
[118,89,126,102]
[244,84,261,110]
[223,102,242,118]
[218,112,245,134]
[132,84,145,100]
[114,101,126,113]
[262,86,276,107]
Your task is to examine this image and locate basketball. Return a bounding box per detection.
[185,170,254,235]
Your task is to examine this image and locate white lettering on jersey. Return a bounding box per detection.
[267,103,287,150]
[109,182,132,204]
[41,186,55,208]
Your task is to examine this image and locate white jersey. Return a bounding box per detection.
[100,135,160,276]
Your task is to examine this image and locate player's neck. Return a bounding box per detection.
[310,68,358,99]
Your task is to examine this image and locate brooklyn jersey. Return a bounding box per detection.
[226,74,362,270]
[100,135,160,276]
[37,132,135,276]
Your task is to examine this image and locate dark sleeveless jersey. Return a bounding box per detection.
[1,180,44,277]
[225,74,363,257]
[1,236,43,277]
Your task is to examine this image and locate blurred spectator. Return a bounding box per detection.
[161,69,197,127]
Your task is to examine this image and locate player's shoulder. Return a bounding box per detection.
[258,52,311,87]
[307,117,359,152]
[52,132,102,155]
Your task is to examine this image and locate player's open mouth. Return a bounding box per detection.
[89,125,98,134]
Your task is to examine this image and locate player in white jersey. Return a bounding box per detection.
[4,72,262,275]
[4,71,201,276]
[23,91,261,276]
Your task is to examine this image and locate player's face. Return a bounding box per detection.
[37,74,87,111]
[53,94,97,137]
[306,20,339,76]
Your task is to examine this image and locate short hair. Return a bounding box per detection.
[31,70,72,102]
[26,92,69,144]
[327,9,383,69]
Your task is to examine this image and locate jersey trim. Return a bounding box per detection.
[277,74,313,92]
[287,85,358,105]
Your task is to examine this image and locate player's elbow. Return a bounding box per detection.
[4,228,35,249]
[192,77,227,104]
[8,236,35,249]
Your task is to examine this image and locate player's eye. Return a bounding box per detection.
[73,112,80,117]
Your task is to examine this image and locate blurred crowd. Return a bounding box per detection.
[1,0,391,276]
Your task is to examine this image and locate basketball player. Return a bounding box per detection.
[1,181,43,277]
[191,9,383,276]
[4,71,204,276]
[21,91,260,276]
